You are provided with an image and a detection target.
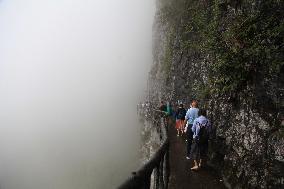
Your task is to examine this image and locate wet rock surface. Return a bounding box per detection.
[139,117,161,164]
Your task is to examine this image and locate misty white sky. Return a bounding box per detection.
[0,0,155,188]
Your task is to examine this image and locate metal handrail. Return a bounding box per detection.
[117,109,170,189]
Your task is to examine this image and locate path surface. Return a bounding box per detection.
[168,123,227,189]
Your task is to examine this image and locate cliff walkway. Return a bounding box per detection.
[118,110,227,189]
[167,120,226,189]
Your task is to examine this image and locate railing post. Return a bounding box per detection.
[159,156,164,189]
[144,174,151,189]
[164,150,170,189]
[154,165,160,189]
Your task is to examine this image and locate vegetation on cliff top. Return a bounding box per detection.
[159,0,284,95]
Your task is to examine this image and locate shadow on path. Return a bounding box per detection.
[168,122,227,189]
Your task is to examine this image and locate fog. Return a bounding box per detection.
[0,0,155,188]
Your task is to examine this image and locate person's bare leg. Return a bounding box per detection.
[181,121,184,134]
[199,159,202,167]
[191,160,199,170]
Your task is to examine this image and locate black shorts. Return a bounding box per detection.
[190,139,200,160]
[200,141,208,159]
[190,139,209,160]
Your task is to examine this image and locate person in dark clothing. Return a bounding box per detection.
[175,103,187,136]
[159,101,167,112]
[159,101,167,117]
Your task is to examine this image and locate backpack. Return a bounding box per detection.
[197,120,209,143]
[177,108,186,119]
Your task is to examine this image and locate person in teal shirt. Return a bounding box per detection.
[166,101,173,116]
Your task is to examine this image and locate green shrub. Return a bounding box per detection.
[160,0,284,96]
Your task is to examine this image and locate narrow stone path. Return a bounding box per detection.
[168,123,227,189]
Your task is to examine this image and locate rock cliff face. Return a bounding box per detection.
[149,0,284,188]
[140,118,161,164]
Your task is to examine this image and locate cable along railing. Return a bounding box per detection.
[117,110,170,189]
